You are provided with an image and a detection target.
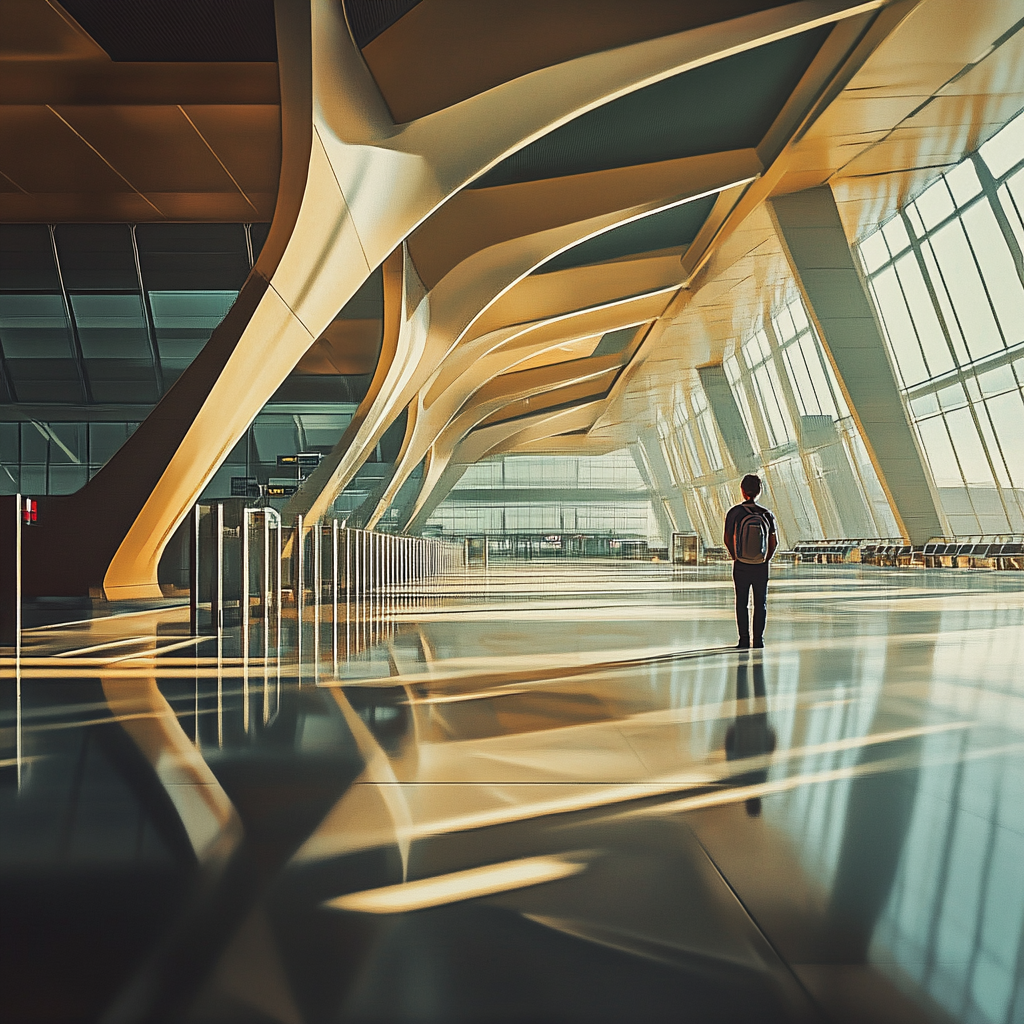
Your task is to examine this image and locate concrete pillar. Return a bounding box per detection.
[769,186,945,544]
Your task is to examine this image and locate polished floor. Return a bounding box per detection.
[2,560,1024,1023]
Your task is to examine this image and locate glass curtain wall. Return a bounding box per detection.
[660,386,735,544]
[668,297,897,548]
[0,222,267,494]
[427,451,653,539]
[0,406,360,502]
[858,107,1024,534]
[0,223,263,404]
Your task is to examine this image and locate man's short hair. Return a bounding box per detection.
[741,474,762,498]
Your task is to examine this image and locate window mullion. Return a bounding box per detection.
[0,331,17,402]
[973,152,1024,290]
[900,210,962,373]
[48,224,92,404]
[949,198,1011,354]
[764,317,833,531]
[130,224,164,397]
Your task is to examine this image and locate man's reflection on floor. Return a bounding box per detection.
[724,655,776,817]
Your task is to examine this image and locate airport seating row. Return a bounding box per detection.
[921,536,1024,569]
[790,536,1024,569]
[791,539,905,564]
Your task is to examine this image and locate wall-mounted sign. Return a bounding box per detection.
[231,477,261,497]
[277,453,321,468]
[266,484,298,497]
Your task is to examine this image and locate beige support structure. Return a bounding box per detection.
[21,0,895,599]
[633,429,693,536]
[360,279,676,531]
[406,401,604,535]
[287,168,756,529]
[280,0,879,529]
[768,185,945,544]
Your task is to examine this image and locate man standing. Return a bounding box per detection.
[724,474,778,649]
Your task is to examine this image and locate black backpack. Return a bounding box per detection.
[734,507,769,564]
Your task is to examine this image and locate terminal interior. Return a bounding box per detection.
[2,2,1024,1022]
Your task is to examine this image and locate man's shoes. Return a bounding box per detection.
[736,639,750,649]
[753,639,764,648]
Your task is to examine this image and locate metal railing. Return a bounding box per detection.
[189,501,464,647]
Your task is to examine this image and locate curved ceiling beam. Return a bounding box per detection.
[373,354,633,531]
[355,346,631,529]
[29,0,889,599]
[367,287,675,529]
[678,2,918,285]
[283,157,746,526]
[121,0,883,592]
[406,149,762,291]
[359,0,826,124]
[301,233,687,528]
[275,0,877,530]
[402,345,652,533]
[405,401,605,535]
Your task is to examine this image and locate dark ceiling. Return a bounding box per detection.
[345,0,424,48]
[58,0,278,62]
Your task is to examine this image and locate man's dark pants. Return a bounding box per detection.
[733,560,769,644]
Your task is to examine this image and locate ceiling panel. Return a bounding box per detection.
[537,195,716,274]
[510,335,604,374]
[0,105,134,193]
[0,170,26,193]
[1,0,109,61]
[472,253,680,340]
[0,100,279,221]
[51,105,236,194]
[344,0,423,48]
[180,104,281,197]
[409,150,758,290]
[59,0,277,62]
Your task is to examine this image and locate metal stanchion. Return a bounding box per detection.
[313,519,322,682]
[214,503,224,634]
[345,527,352,664]
[241,508,251,658]
[332,519,339,675]
[262,510,270,664]
[275,512,282,663]
[295,513,304,680]
[388,533,395,611]
[241,508,251,732]
[355,530,363,652]
[188,503,200,635]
